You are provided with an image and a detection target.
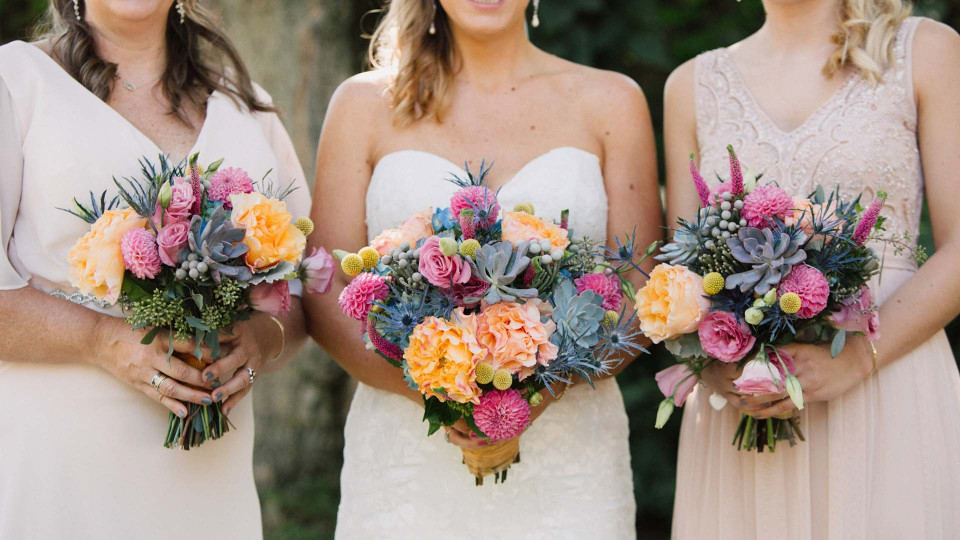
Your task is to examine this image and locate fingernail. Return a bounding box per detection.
[201,398,212,406]
[178,409,187,418]
[215,392,223,402]
[204,372,214,381]
[211,381,221,389]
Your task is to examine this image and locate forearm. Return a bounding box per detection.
[872,244,960,368]
[0,286,109,366]
[261,296,308,372]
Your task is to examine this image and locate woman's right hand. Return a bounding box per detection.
[91,316,213,417]
[701,360,786,414]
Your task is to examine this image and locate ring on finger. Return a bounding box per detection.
[150,373,168,393]
[247,367,257,385]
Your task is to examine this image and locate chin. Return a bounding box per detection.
[92,0,175,22]
[438,0,529,36]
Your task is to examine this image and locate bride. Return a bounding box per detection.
[304,0,660,537]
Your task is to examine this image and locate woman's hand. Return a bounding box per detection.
[198,313,283,415]
[751,336,874,419]
[93,316,212,418]
[701,360,787,414]
[444,384,563,450]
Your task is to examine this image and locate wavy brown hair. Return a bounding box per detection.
[368,0,459,126]
[38,0,274,125]
[825,0,912,83]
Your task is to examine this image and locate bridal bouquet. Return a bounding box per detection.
[331,161,649,484]
[639,146,885,452]
[64,154,327,450]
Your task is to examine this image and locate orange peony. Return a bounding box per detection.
[501,211,571,251]
[229,192,306,271]
[67,208,148,304]
[403,311,488,404]
[369,209,434,256]
[635,264,710,344]
[470,301,558,379]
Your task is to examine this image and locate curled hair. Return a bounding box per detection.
[38,0,274,125]
[368,0,458,126]
[825,0,912,83]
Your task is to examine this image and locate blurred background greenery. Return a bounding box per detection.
[2,1,958,538]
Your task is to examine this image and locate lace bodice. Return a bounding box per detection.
[695,17,923,271]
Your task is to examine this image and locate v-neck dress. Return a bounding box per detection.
[0,41,310,539]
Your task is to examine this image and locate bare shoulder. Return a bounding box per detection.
[912,18,960,99]
[547,59,649,123]
[664,58,696,106]
[327,70,393,122]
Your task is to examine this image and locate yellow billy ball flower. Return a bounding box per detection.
[512,202,535,215]
[358,246,380,269]
[779,292,802,315]
[341,253,364,276]
[602,310,620,328]
[459,239,481,258]
[703,272,725,295]
[492,369,513,390]
[475,363,495,385]
[294,217,314,236]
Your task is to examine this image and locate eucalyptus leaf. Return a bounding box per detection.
[185,317,211,331]
[663,333,707,359]
[140,326,162,345]
[191,293,204,310]
[831,329,847,358]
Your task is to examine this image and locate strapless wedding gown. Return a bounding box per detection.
[335,148,636,539]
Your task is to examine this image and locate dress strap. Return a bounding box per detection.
[892,16,923,112]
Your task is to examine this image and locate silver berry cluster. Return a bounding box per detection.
[381,242,424,289]
[527,239,565,266]
[175,253,208,280]
[698,192,746,251]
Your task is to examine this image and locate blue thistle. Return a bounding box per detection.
[372,285,453,348]
[593,308,647,367]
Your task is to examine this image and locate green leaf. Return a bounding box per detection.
[621,279,636,304]
[205,329,221,360]
[785,374,805,411]
[831,329,847,358]
[121,275,153,302]
[812,185,826,205]
[463,414,486,438]
[205,158,224,174]
[194,329,205,360]
[191,293,204,310]
[184,316,211,331]
[140,326,162,345]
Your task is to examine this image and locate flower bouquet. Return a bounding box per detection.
[64,154,322,449]
[331,162,650,484]
[639,145,888,452]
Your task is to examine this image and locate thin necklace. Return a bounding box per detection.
[116,72,162,92]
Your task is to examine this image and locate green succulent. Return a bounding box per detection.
[551,279,605,348]
[726,227,807,294]
[184,206,252,282]
[472,241,538,304]
[656,229,700,266]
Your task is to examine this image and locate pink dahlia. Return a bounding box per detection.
[208,167,255,209]
[698,311,756,363]
[473,388,531,441]
[450,186,500,226]
[742,185,793,228]
[778,264,829,319]
[575,273,622,311]
[338,273,389,321]
[120,228,162,279]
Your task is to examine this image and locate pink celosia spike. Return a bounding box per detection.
[727,145,744,195]
[522,263,536,287]
[460,209,476,240]
[560,209,569,230]
[189,164,203,215]
[368,318,404,360]
[690,153,711,207]
[853,192,886,246]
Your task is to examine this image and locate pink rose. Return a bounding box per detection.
[301,247,335,295]
[155,178,195,225]
[417,236,471,288]
[828,285,880,342]
[733,347,795,395]
[250,280,291,318]
[156,221,190,267]
[655,364,697,406]
[698,311,756,363]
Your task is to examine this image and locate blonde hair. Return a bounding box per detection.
[368,0,458,126]
[825,0,912,83]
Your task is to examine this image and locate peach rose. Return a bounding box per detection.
[784,196,820,234]
[370,209,435,256]
[469,301,558,379]
[635,264,710,344]
[229,192,306,271]
[403,311,488,404]
[67,208,148,304]
[501,211,571,251]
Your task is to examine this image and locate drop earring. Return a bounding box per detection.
[177,0,186,24]
[531,0,540,28]
[74,0,81,21]
[429,0,437,35]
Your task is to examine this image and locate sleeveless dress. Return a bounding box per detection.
[673,17,960,540]
[335,148,637,539]
[0,42,310,539]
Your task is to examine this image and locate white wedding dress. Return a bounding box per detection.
[335,148,636,539]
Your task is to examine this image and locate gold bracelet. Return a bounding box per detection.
[554,382,570,401]
[869,342,879,376]
[268,315,286,362]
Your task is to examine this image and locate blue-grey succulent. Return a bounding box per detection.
[725,227,807,294]
[472,241,538,304]
[184,206,252,282]
[656,229,700,266]
[551,279,605,348]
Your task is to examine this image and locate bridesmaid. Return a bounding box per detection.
[665,0,960,538]
[0,1,309,538]
[304,0,660,537]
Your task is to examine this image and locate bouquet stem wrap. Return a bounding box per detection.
[163,352,233,450]
[461,437,521,486]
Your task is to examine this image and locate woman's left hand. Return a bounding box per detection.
[750,336,874,419]
[444,384,563,450]
[200,313,282,415]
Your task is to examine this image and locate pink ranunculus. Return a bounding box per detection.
[156,221,190,267]
[741,185,793,229]
[575,273,622,311]
[734,347,795,395]
[828,285,880,342]
[250,280,292,318]
[417,236,471,288]
[698,311,756,363]
[155,177,196,225]
[655,363,698,406]
[301,247,335,295]
[120,228,162,279]
[778,264,830,319]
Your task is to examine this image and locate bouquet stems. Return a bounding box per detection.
[461,437,521,486]
[732,412,805,452]
[163,402,234,450]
